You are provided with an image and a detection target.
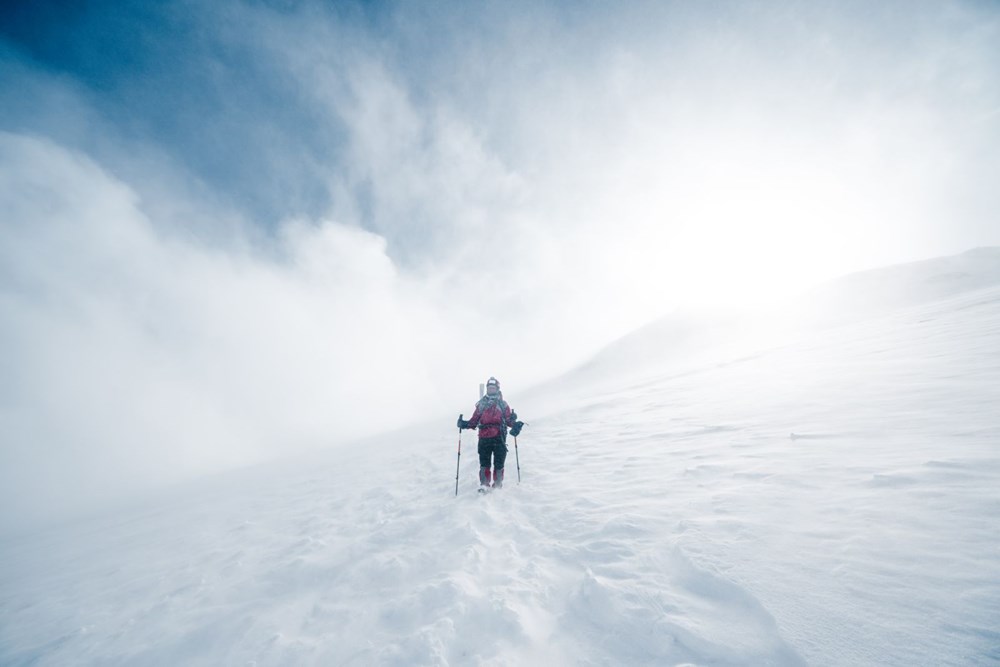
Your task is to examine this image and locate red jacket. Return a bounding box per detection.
[468,395,515,439]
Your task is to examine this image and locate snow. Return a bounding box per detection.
[2,258,1000,666]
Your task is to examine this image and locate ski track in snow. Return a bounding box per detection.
[2,287,1000,666]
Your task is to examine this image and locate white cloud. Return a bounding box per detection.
[0,132,478,530]
[2,0,999,530]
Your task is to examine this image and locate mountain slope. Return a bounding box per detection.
[2,272,999,665]
[540,246,1000,397]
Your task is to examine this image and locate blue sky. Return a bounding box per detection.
[4,1,999,265]
[2,0,999,528]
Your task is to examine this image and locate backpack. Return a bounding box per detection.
[476,395,510,441]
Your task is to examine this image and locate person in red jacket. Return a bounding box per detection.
[457,376,523,490]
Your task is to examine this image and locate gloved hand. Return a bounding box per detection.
[510,421,524,437]
[510,411,518,421]
[457,414,470,429]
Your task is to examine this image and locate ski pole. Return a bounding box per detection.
[514,435,521,483]
[455,427,462,497]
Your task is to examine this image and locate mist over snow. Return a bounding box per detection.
[0,132,490,530]
[1,0,1000,605]
[2,248,999,666]
[534,247,1000,399]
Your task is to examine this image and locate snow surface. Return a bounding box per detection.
[2,267,1000,665]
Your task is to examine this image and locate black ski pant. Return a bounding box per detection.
[478,436,507,470]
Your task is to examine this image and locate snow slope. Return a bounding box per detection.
[2,267,999,665]
[542,247,1000,395]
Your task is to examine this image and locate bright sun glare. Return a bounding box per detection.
[636,136,878,310]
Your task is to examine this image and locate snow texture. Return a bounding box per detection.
[2,251,1000,666]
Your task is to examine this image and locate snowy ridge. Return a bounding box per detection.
[795,246,1000,325]
[542,246,1000,397]
[2,277,1000,665]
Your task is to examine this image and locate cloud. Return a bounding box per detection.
[0,132,476,531]
[2,0,1000,530]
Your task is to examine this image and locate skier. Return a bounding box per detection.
[457,377,523,491]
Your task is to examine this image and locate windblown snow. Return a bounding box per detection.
[2,251,999,666]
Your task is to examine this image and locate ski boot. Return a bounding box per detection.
[479,466,492,493]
